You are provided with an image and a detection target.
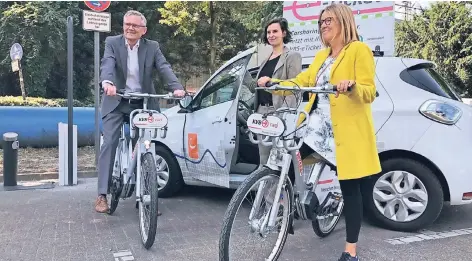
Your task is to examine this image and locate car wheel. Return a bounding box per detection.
[154,145,184,198]
[364,158,443,232]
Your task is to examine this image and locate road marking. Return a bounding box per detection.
[385,228,472,245]
[113,250,135,261]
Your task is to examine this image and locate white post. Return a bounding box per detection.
[58,122,77,186]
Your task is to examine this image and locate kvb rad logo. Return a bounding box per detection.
[132,112,168,129]
[247,113,286,137]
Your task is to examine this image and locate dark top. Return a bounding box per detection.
[257,55,280,105]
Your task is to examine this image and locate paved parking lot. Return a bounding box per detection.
[0,178,471,261]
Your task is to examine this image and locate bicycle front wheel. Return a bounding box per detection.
[219,167,293,261]
[138,152,159,249]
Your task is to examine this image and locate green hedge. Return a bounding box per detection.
[0,96,94,107]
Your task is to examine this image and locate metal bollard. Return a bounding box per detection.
[3,132,19,186]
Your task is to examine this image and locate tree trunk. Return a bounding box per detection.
[209,1,216,74]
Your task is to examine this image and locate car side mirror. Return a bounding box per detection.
[179,94,193,109]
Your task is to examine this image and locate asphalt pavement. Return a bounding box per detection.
[0,178,471,261]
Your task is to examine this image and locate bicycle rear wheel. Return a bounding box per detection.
[219,167,293,261]
[301,151,344,238]
[138,152,159,249]
[311,192,344,238]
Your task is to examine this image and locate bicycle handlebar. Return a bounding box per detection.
[249,81,354,152]
[115,89,183,100]
[258,81,352,93]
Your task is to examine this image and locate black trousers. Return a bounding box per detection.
[339,177,369,243]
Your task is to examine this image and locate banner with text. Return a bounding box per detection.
[283,1,395,59]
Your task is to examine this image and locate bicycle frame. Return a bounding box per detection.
[114,91,176,205]
[247,84,341,231]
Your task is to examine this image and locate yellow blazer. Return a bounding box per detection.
[273,41,381,180]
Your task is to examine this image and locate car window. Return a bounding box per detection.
[194,57,248,110]
[239,69,257,104]
[400,63,462,101]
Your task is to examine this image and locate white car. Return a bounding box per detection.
[152,46,472,232]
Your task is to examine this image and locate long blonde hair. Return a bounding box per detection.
[319,3,359,48]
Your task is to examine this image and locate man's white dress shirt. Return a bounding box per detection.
[102,39,142,93]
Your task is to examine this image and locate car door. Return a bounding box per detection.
[181,56,251,188]
[371,57,394,134]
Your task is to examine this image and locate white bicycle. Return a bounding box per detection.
[106,90,182,249]
[219,82,350,260]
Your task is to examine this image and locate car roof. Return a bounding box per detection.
[220,46,256,69]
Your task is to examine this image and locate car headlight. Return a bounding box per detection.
[419,99,462,125]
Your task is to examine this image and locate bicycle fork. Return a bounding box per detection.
[249,151,292,235]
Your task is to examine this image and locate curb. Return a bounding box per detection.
[0,170,98,183]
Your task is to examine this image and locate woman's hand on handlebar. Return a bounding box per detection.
[257,76,272,87]
[335,80,355,98]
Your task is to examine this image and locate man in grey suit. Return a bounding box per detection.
[95,10,185,214]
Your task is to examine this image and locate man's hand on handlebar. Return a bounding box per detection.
[173,89,186,97]
[257,76,272,87]
[103,82,117,96]
[335,80,355,98]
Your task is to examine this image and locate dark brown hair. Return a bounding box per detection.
[261,17,292,44]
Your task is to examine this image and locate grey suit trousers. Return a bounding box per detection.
[97,99,142,195]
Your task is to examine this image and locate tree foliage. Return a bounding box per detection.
[0,1,170,100]
[158,1,282,73]
[395,2,472,96]
[0,1,284,100]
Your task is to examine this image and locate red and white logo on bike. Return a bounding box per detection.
[147,116,154,123]
[262,119,269,128]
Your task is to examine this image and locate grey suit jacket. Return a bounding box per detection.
[254,46,302,110]
[99,34,183,117]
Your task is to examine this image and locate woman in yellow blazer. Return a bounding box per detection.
[257,4,381,261]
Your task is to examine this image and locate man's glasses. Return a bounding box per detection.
[124,23,146,29]
[318,17,333,26]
